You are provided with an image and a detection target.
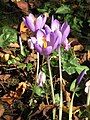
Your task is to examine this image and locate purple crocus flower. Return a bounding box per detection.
[45,16,70,50]
[23,13,47,32]
[60,22,70,50]
[30,29,62,56]
[77,69,86,84]
[45,15,60,33]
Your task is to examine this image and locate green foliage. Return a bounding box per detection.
[0,26,17,48]
[31,85,45,97]
[70,79,76,92]
[26,63,33,71]
[55,93,60,104]
[37,0,89,40]
[61,49,89,75]
[56,5,71,14]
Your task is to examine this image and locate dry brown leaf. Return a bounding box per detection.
[20,22,28,41]
[1,92,17,105]
[0,74,11,81]
[24,51,37,63]
[9,43,19,48]
[0,52,4,58]
[1,82,27,105]
[3,115,12,120]
[74,45,84,51]
[16,116,22,120]
[16,1,29,14]
[4,54,10,61]
[16,82,27,95]
[79,53,87,64]
[1,49,12,54]
[0,104,5,117]
[88,50,90,61]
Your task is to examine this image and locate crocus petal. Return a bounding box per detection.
[41,14,47,28]
[86,80,90,87]
[61,22,70,41]
[63,38,70,50]
[77,69,86,84]
[37,71,46,87]
[43,46,52,56]
[28,39,34,49]
[55,30,62,44]
[51,19,60,31]
[36,30,45,47]
[30,37,37,44]
[48,32,56,46]
[23,14,35,32]
[34,44,42,54]
[36,30,45,39]
[35,15,43,31]
[44,24,51,34]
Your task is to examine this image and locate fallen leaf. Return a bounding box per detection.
[16,1,29,14]
[9,43,19,48]
[1,82,27,105]
[20,22,28,41]
[88,50,90,61]
[74,45,84,51]
[0,74,11,81]
[16,82,27,95]
[16,117,22,120]
[3,115,12,120]
[4,54,10,61]
[0,104,5,117]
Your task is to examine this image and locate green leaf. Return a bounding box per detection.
[55,94,60,104]
[56,5,71,14]
[0,26,17,48]
[70,79,76,92]
[76,65,89,74]
[26,63,33,71]
[17,63,26,69]
[32,85,45,96]
[37,8,47,13]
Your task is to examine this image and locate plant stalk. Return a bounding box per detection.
[47,56,56,120]
[58,48,63,120]
[86,86,90,120]
[36,52,39,82]
[69,90,75,120]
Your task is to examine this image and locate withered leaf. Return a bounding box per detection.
[0,104,5,117]
[74,45,84,51]
[16,1,29,14]
[1,82,27,105]
[3,115,12,120]
[9,43,19,48]
[0,74,11,81]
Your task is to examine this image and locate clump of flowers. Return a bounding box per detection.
[23,13,70,120]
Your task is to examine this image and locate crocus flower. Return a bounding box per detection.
[60,22,70,50]
[45,15,60,33]
[85,80,90,93]
[30,29,62,56]
[23,13,48,32]
[77,69,86,84]
[45,16,70,50]
[37,71,46,87]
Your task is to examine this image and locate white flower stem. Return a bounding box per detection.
[69,90,75,120]
[86,86,90,120]
[36,52,39,82]
[47,56,56,120]
[58,48,63,120]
